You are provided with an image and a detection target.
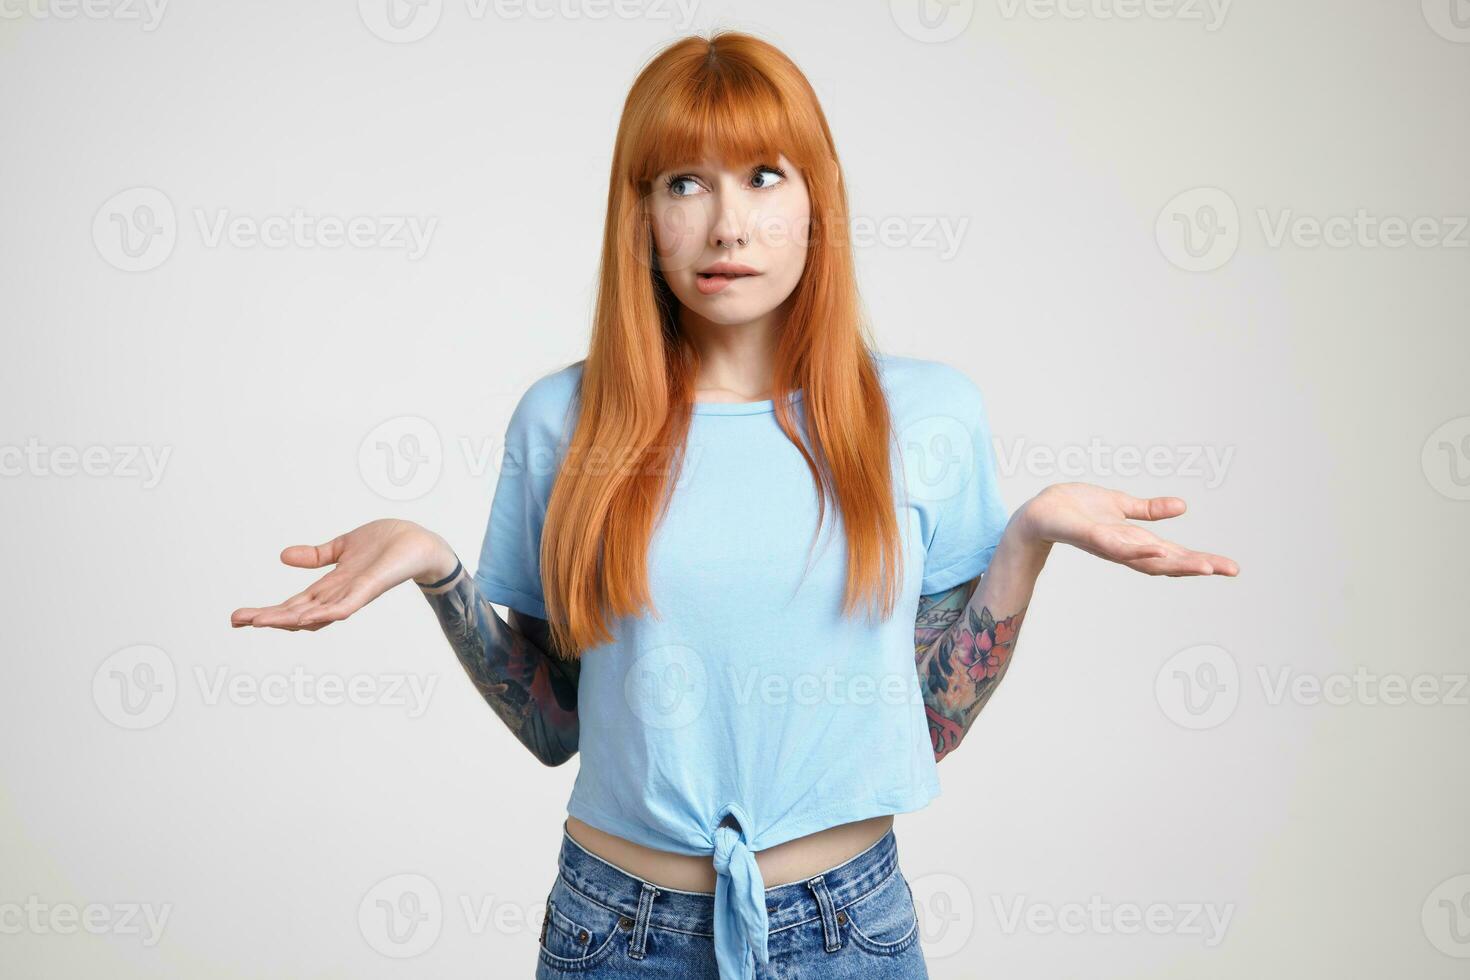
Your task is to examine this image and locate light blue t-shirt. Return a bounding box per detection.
[473,350,1008,980]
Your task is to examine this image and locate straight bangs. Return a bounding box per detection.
[628,58,828,189]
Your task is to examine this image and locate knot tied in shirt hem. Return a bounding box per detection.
[711,808,768,980]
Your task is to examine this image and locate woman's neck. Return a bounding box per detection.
[678,304,787,404]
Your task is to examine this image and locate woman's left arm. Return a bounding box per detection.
[915,482,1239,761]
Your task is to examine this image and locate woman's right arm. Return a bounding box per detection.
[230,517,579,767]
[416,560,580,767]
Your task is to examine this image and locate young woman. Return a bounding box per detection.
[231,30,1237,980]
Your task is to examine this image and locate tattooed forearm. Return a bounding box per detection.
[915,577,979,655]
[419,562,580,766]
[915,575,1028,762]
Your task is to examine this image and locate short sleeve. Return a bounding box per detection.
[909,366,1010,595]
[472,368,580,620]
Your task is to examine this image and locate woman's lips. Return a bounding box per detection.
[695,272,756,295]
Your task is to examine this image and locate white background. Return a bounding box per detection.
[1,1,1467,977]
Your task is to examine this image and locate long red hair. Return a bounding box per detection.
[541,30,901,654]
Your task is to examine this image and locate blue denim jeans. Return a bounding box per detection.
[535,820,929,978]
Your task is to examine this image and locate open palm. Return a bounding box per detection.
[229,518,446,631]
[1023,482,1239,577]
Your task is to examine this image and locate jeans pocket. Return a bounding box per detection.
[842,868,921,956]
[539,873,626,971]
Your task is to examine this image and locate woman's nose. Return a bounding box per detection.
[709,204,751,248]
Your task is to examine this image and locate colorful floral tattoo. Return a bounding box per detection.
[915,578,1027,761]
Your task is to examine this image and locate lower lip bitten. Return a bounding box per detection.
[695,273,753,295]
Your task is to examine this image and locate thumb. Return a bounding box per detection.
[280,535,346,569]
[1119,494,1187,521]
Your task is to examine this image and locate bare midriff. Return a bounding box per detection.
[563,813,895,893]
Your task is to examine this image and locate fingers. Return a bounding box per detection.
[229,564,360,628]
[237,604,314,629]
[230,607,262,627]
[1115,540,1169,561]
[1199,552,1240,576]
[232,578,372,631]
[1088,524,1169,562]
[1126,546,1237,577]
[230,594,323,629]
[280,535,346,569]
[1102,493,1237,575]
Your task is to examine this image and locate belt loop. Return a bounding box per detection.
[627,881,659,959]
[805,873,843,952]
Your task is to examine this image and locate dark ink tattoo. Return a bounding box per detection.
[419,565,580,766]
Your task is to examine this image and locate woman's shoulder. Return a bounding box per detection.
[871,350,986,422]
[506,359,586,443]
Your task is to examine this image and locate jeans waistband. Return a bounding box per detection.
[554,818,902,937]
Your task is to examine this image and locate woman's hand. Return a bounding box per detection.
[230,519,458,631]
[1016,482,1238,577]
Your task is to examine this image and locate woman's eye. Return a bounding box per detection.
[664,166,784,196]
[752,166,785,189]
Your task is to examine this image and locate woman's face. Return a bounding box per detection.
[647,152,810,326]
